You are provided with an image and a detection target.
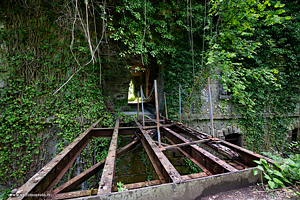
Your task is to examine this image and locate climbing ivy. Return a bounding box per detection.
[0,0,110,190]
[207,0,300,152]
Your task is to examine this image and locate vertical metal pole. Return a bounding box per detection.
[179,84,181,123]
[137,91,140,120]
[208,77,215,137]
[141,85,145,126]
[154,80,161,147]
[164,92,168,119]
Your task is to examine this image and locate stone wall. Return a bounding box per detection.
[183,77,300,147]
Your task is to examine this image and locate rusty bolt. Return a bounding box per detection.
[55,160,59,162]
[34,180,38,183]
[11,189,17,194]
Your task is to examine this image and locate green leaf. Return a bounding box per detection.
[257,165,264,172]
[273,170,284,178]
[253,169,258,176]
[273,177,283,185]
[268,180,276,190]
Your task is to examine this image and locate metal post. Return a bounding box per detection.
[154,80,161,147]
[179,84,181,123]
[208,77,215,137]
[137,91,140,120]
[140,85,145,126]
[164,92,168,119]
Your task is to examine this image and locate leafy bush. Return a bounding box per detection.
[254,154,300,192]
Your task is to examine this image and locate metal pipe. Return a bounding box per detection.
[154,80,161,147]
[137,91,140,120]
[140,85,145,126]
[164,92,168,119]
[207,77,214,137]
[179,84,181,123]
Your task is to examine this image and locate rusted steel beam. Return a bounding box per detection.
[97,118,120,195]
[140,136,167,183]
[91,127,135,137]
[218,140,276,167]
[51,138,140,195]
[162,127,238,174]
[164,136,213,176]
[144,119,165,123]
[9,118,103,200]
[112,180,161,192]
[55,189,98,200]
[133,117,183,184]
[182,172,208,180]
[91,125,174,138]
[163,139,211,150]
[45,138,90,193]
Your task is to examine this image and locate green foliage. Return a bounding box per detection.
[184,158,203,174]
[207,0,300,152]
[0,0,109,188]
[116,182,128,192]
[254,155,300,193]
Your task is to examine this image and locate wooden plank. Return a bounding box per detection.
[163,139,211,150]
[97,118,120,195]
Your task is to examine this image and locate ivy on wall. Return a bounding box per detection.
[0,0,110,189]
[0,0,299,197]
[206,0,300,152]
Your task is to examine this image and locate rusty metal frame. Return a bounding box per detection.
[9,114,277,200]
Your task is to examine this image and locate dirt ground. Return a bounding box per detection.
[200,184,300,200]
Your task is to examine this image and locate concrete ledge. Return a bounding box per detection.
[79,168,261,200]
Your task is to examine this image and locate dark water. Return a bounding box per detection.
[114,137,198,184]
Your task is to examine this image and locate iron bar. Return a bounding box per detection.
[207,77,215,137]
[141,85,145,126]
[8,118,103,200]
[133,117,183,184]
[97,118,120,195]
[179,84,181,123]
[154,80,161,147]
[163,139,211,150]
[137,91,140,120]
[164,92,168,119]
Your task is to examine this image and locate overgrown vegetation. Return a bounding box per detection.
[206,0,300,152]
[0,0,299,197]
[254,153,300,194]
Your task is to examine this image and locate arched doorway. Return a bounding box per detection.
[225,133,242,146]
